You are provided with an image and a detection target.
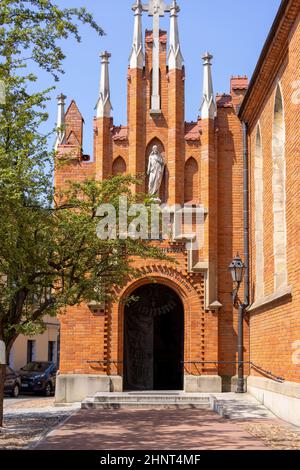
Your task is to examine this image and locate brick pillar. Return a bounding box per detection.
[94,117,112,180]
[168,68,185,205]
[128,67,146,192]
[201,117,219,367]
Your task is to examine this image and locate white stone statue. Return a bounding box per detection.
[147,145,165,198]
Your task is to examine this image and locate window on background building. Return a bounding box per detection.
[27,340,36,364]
[254,125,264,299]
[272,84,287,290]
[8,349,14,369]
[48,341,56,363]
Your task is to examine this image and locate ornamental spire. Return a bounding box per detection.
[95,51,113,118]
[168,0,183,70]
[55,93,66,150]
[129,0,144,69]
[144,0,170,113]
[200,52,216,120]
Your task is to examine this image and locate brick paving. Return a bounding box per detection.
[36,408,269,450]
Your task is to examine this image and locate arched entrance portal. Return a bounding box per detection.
[123,284,184,391]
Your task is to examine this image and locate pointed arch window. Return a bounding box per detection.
[254,125,264,299]
[112,156,126,176]
[272,85,287,290]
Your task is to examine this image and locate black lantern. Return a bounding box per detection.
[229,253,245,287]
[229,253,246,393]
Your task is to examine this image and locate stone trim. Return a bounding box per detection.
[247,285,292,312]
[248,375,300,399]
[248,376,300,427]
[184,375,222,393]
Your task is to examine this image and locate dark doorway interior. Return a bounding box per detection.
[124,284,184,391]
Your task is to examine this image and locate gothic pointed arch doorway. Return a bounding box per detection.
[123,283,184,391]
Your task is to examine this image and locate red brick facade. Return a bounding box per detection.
[55,1,300,401]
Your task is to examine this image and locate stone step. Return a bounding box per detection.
[82,399,210,410]
[81,392,211,410]
[93,396,210,403]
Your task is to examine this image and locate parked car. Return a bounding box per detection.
[19,361,57,396]
[4,366,21,398]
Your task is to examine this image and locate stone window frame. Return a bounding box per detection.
[254,123,264,300]
[272,82,287,291]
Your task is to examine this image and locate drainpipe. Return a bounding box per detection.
[237,121,250,394]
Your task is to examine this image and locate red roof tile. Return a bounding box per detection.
[216,93,233,108]
[111,126,128,142]
[184,121,201,141]
[230,76,249,93]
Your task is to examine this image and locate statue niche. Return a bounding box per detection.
[146,139,167,202]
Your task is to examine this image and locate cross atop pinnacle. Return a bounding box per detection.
[146,0,170,15]
[130,1,182,113]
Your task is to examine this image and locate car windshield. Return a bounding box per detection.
[22,362,50,372]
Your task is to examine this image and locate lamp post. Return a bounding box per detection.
[229,253,246,393]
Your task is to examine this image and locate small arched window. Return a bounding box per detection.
[184,157,199,203]
[272,84,287,289]
[112,156,126,176]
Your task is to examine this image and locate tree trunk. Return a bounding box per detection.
[0,364,5,428]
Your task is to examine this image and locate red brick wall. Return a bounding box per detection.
[248,13,300,383]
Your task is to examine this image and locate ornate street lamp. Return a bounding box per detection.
[229,253,245,305]
[229,253,246,394]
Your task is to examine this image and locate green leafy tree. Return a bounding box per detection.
[0,1,166,428]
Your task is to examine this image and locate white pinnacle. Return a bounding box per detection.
[129,0,144,69]
[96,51,113,118]
[200,52,216,120]
[168,0,184,70]
[55,93,66,150]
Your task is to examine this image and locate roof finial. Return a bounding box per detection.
[129,0,144,69]
[168,0,183,70]
[55,93,66,149]
[200,52,216,120]
[96,51,113,118]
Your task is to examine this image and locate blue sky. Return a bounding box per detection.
[45,0,281,155]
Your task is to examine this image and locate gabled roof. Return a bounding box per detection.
[239,0,299,124]
[65,100,84,123]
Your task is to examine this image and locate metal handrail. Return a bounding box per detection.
[181,361,285,383]
[86,360,285,383]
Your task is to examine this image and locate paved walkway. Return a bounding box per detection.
[36,408,269,450]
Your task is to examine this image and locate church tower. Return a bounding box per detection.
[54,0,248,401]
